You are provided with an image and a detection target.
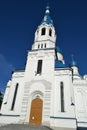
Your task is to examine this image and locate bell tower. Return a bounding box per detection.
[32,5,56,50]
[24,5,57,81]
[23,5,57,125]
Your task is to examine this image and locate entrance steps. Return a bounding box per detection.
[0,124,53,130]
[0,124,77,130]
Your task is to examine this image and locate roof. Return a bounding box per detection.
[12,69,25,74]
[56,47,63,54]
[55,60,66,68]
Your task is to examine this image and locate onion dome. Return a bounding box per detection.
[70,55,77,67]
[55,60,66,68]
[71,60,77,67]
[41,5,53,25]
[55,47,65,68]
[56,47,63,54]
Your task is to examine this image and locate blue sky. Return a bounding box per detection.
[0,0,87,92]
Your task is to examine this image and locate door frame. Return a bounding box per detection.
[29,96,43,125]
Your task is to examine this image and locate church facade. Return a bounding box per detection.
[0,5,87,130]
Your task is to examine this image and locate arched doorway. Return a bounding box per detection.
[29,97,43,125]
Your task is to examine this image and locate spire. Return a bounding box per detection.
[41,4,53,25]
[33,4,56,48]
[70,54,77,67]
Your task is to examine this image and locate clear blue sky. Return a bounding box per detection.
[0,0,87,92]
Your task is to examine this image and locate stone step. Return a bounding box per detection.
[0,124,53,130]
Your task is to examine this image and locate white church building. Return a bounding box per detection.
[0,5,87,130]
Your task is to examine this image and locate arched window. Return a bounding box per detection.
[60,82,64,112]
[11,83,19,110]
[41,28,46,35]
[49,28,52,36]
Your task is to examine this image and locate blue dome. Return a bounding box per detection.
[70,60,77,67]
[56,47,63,54]
[41,13,53,25]
[55,60,66,68]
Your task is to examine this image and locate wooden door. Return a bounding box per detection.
[29,97,43,125]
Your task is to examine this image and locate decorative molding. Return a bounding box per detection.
[0,114,20,117]
[50,116,76,120]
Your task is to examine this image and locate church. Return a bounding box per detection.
[0,5,87,130]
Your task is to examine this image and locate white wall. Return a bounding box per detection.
[1,71,25,116]
[73,78,87,127]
